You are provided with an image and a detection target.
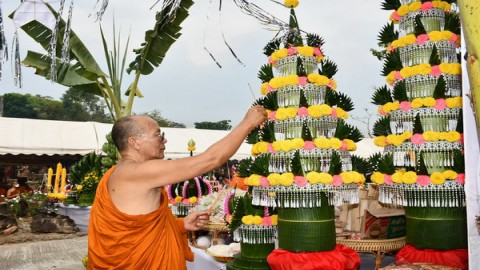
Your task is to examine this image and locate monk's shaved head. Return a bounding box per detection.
[112,115,150,151]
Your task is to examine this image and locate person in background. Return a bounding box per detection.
[6,177,32,199]
[87,105,267,270]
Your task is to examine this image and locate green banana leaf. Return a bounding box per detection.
[127,0,194,75]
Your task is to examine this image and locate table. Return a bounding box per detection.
[58,204,91,232]
[337,237,406,270]
[187,246,226,270]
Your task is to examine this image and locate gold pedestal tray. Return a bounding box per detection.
[337,237,406,270]
[189,223,230,249]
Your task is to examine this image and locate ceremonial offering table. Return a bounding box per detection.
[337,237,406,270]
[58,204,91,232]
[187,246,226,270]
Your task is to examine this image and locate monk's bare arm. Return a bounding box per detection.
[133,106,266,188]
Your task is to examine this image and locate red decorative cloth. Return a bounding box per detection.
[396,245,468,270]
[267,244,360,270]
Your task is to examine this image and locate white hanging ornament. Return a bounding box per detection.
[12,0,57,30]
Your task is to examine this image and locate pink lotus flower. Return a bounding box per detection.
[455,174,465,184]
[416,34,429,45]
[298,76,308,86]
[331,108,338,117]
[421,2,434,12]
[394,71,403,81]
[262,216,273,226]
[434,98,447,110]
[267,56,274,64]
[267,143,276,153]
[260,176,270,187]
[303,141,316,150]
[266,84,275,92]
[297,106,309,117]
[431,65,441,76]
[391,11,401,21]
[450,34,458,45]
[313,47,323,57]
[399,101,412,111]
[340,140,348,151]
[387,45,395,53]
[287,47,297,56]
[332,175,343,187]
[417,175,431,187]
[294,176,308,187]
[384,175,393,185]
[269,111,276,120]
[411,134,426,145]
[379,107,387,116]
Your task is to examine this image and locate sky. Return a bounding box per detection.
[0,0,390,135]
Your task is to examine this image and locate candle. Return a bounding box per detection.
[46,167,53,191]
[53,162,62,193]
[60,168,67,193]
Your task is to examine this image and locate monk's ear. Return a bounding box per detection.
[127,136,142,150]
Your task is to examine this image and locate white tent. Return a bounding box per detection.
[0,117,381,162]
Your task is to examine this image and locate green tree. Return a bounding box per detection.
[141,109,186,128]
[27,94,64,120]
[194,120,232,130]
[61,88,111,122]
[2,93,38,118]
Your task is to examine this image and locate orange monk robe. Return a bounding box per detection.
[88,167,194,269]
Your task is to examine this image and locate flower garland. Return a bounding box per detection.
[267,46,324,66]
[386,63,461,85]
[387,31,460,53]
[241,214,278,226]
[260,74,337,95]
[389,1,452,23]
[371,170,465,186]
[245,171,366,188]
[251,138,357,156]
[374,131,463,147]
[378,97,463,115]
[266,105,348,121]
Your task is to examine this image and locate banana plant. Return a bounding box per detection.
[11,0,194,120]
[458,0,480,139]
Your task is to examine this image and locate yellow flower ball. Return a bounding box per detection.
[430,172,446,185]
[411,98,424,108]
[175,196,183,203]
[267,173,282,186]
[345,139,357,151]
[374,136,387,147]
[371,172,385,184]
[443,170,458,180]
[391,171,404,183]
[444,131,461,142]
[314,137,331,149]
[271,215,278,226]
[340,172,355,184]
[404,34,417,45]
[284,0,299,8]
[307,105,324,118]
[402,171,418,184]
[428,31,443,42]
[423,97,436,107]
[409,1,422,11]
[285,107,298,118]
[336,107,348,119]
[330,138,343,149]
[242,215,254,225]
[423,131,440,141]
[291,138,305,149]
[305,171,321,184]
[260,83,269,95]
[253,215,263,225]
[397,5,410,16]
[318,172,334,184]
[189,196,198,204]
[280,173,295,186]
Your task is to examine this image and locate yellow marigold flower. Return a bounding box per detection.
[428,31,443,42]
[390,40,400,49]
[397,5,410,16]
[417,63,432,75]
[305,171,321,184]
[443,170,458,180]
[280,173,295,186]
[284,0,299,8]
[330,138,343,149]
[446,97,462,108]
[404,34,417,44]
[272,141,283,152]
[430,172,446,185]
[271,215,278,226]
[402,131,413,140]
[345,139,357,151]
[260,83,269,95]
[386,134,405,146]
[386,71,396,84]
[356,172,366,184]
[392,171,404,183]
[441,30,453,40]
[285,74,300,85]
[175,196,183,203]
[336,107,348,119]
[318,104,333,116]
[267,173,282,186]
[411,98,424,108]
[277,48,288,58]
[281,140,295,152]
[275,108,289,120]
[255,141,269,154]
[340,172,354,184]
[285,107,298,118]
[307,105,324,118]
[423,97,436,107]
[409,1,421,11]
[374,136,387,147]
[329,80,337,90]
[371,172,385,184]
[298,46,314,56]
[253,215,263,225]
[189,196,198,204]
[444,131,461,142]
[318,172,334,184]
[402,171,417,184]
[307,73,329,86]
[291,138,305,149]
[248,174,261,186]
[242,215,254,225]
[423,131,440,141]
[76,185,83,191]
[314,137,331,149]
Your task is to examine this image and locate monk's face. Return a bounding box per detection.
[136,117,167,160]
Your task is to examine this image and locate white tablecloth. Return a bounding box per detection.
[187,246,226,270]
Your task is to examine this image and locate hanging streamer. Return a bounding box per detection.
[89,0,109,21]
[61,0,74,63]
[218,0,245,67]
[203,0,222,68]
[0,0,8,80]
[11,30,21,88]
[49,0,66,82]
[232,0,288,31]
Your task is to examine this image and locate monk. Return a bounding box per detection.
[88,105,267,269]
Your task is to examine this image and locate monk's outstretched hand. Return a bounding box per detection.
[184,211,210,231]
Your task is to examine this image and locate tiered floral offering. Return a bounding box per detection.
[225,191,277,270]
[236,1,368,269]
[370,0,467,267]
